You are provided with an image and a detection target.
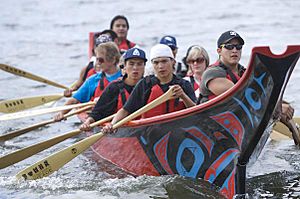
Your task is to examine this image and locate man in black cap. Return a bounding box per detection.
[80,47,147,131]
[199,30,245,103]
[199,30,297,141]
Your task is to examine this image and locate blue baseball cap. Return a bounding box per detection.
[159,35,177,50]
[123,48,147,62]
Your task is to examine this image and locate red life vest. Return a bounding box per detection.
[87,68,97,79]
[118,39,136,52]
[189,76,200,91]
[116,81,131,110]
[91,73,110,101]
[205,61,244,101]
[142,79,186,118]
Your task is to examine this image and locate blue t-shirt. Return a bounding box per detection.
[73,70,122,103]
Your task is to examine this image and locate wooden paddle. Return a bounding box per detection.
[0,105,93,142]
[272,117,300,145]
[0,64,68,89]
[0,101,95,121]
[0,113,116,170]
[15,87,175,180]
[270,130,291,141]
[0,94,65,113]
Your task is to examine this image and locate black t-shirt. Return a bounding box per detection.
[90,80,134,121]
[123,75,196,114]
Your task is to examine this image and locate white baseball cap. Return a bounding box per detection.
[150,44,174,61]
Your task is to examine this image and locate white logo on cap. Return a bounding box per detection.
[133,49,140,56]
[229,31,237,36]
[165,36,173,42]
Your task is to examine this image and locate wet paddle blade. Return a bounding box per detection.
[0,64,68,89]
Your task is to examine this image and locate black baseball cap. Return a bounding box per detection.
[217,30,244,47]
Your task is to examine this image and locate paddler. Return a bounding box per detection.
[64,30,118,97]
[79,47,147,131]
[199,30,296,136]
[102,43,196,133]
[54,42,122,121]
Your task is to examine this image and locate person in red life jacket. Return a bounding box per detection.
[159,35,187,78]
[110,15,136,54]
[183,45,210,98]
[199,30,245,104]
[102,44,196,134]
[199,30,295,129]
[54,42,122,121]
[79,47,147,131]
[63,30,118,97]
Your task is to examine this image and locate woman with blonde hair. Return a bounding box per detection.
[183,45,210,97]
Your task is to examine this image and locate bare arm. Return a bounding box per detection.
[73,66,88,91]
[63,66,88,97]
[53,98,80,121]
[207,77,235,96]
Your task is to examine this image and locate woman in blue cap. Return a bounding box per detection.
[80,47,147,131]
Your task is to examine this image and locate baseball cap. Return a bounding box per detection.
[123,47,147,62]
[159,35,177,50]
[217,30,245,47]
[150,44,174,61]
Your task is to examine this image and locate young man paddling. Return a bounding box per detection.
[102,44,196,133]
[80,47,147,131]
[54,42,122,121]
[199,30,294,124]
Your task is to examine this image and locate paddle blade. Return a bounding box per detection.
[0,94,63,113]
[16,132,105,180]
[0,64,68,89]
[0,101,95,121]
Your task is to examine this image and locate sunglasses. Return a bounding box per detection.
[221,43,243,50]
[187,57,205,64]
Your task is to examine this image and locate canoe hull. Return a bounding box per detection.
[82,44,300,199]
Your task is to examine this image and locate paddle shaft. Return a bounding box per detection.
[0,105,93,142]
[15,88,174,180]
[0,101,95,121]
[0,64,68,89]
[0,113,115,169]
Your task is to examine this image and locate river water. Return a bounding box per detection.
[0,0,299,198]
